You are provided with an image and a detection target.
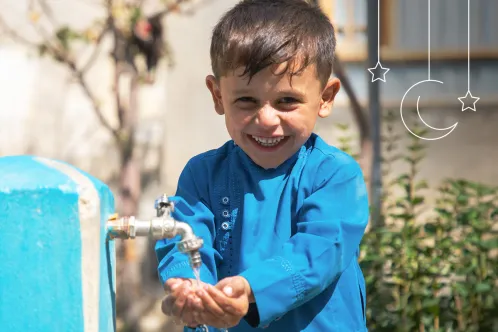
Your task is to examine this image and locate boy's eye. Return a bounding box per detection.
[278,97,299,104]
[277,97,300,110]
[235,97,257,104]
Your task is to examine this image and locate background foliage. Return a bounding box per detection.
[337,111,498,332]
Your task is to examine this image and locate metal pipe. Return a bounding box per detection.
[367,0,383,228]
[106,195,204,269]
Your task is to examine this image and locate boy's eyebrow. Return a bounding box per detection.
[233,88,306,98]
[276,89,306,99]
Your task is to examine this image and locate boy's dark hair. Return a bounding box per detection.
[210,0,336,87]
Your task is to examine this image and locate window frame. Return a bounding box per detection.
[320,0,498,63]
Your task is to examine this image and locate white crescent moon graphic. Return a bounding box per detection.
[400,79,458,141]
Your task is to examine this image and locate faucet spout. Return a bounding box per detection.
[106,194,204,269]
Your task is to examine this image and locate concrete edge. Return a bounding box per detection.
[35,157,101,332]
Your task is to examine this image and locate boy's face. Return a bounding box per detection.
[206,63,340,169]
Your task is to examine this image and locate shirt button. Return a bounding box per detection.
[221,221,230,230]
[221,196,229,205]
[222,209,230,218]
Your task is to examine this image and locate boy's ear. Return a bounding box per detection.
[318,77,341,118]
[206,75,224,115]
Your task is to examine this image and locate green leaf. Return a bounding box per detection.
[335,123,349,131]
[415,180,429,190]
[470,218,490,232]
[424,223,438,235]
[388,276,406,286]
[481,238,498,250]
[453,283,469,297]
[475,283,492,293]
[422,298,440,314]
[435,208,453,219]
[439,238,454,250]
[412,196,425,206]
[491,208,498,220]
[55,26,82,50]
[390,213,414,221]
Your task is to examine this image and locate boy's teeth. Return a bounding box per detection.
[251,135,285,146]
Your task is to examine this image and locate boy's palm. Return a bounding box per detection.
[162,276,253,329]
[162,278,205,327]
[193,276,251,328]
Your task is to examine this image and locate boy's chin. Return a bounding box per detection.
[248,154,289,170]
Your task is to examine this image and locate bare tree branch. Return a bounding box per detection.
[155,0,188,18]
[36,0,60,28]
[80,25,110,73]
[71,65,120,140]
[28,13,62,52]
[35,0,111,89]
[0,16,38,47]
[104,0,126,130]
[0,14,119,139]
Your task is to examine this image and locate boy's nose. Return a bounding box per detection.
[255,105,280,128]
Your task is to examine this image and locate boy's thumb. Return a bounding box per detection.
[219,277,236,296]
[224,277,248,297]
[223,285,233,296]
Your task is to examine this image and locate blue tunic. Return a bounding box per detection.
[155,133,369,332]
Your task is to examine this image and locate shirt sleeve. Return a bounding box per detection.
[239,159,369,328]
[155,160,222,286]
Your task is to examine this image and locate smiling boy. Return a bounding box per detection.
[156,0,370,331]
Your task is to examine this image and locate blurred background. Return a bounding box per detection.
[0,0,496,331]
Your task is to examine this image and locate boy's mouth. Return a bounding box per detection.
[248,134,288,149]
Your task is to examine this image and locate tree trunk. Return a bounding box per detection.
[116,153,144,331]
[333,56,373,176]
[113,64,147,330]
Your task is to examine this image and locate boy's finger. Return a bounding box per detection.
[214,277,232,289]
[189,294,204,311]
[195,287,225,316]
[216,277,247,297]
[171,287,190,318]
[205,285,240,316]
[198,312,228,329]
[183,294,201,325]
[172,281,192,298]
[181,307,197,328]
[215,277,239,295]
[161,295,175,316]
[165,278,185,293]
[192,310,201,324]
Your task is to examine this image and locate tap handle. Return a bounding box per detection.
[154,194,174,217]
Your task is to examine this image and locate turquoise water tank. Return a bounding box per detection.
[0,155,116,331]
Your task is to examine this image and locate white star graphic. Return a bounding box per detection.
[458,90,480,112]
[367,61,390,83]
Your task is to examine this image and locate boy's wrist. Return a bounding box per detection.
[240,276,255,303]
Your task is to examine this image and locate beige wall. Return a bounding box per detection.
[1,0,497,205]
[161,0,235,193]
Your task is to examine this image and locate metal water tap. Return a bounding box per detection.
[106,194,203,269]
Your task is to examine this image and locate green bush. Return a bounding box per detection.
[336,112,498,331]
